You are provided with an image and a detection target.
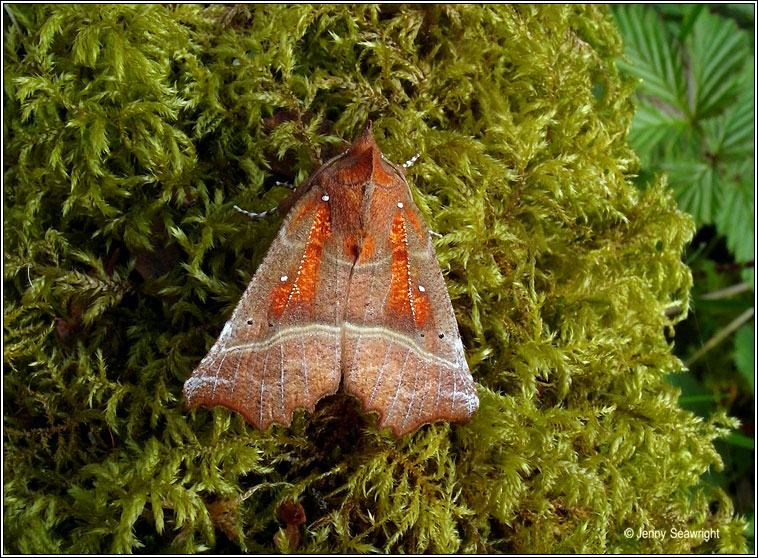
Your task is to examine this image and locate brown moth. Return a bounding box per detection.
[183,122,478,437]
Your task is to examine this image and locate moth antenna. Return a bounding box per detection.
[429,229,443,238]
[233,204,278,220]
[276,181,296,190]
[402,151,420,169]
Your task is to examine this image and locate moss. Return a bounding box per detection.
[3,4,746,553]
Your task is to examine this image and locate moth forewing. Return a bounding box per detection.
[184,182,345,430]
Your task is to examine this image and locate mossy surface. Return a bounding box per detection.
[3,4,746,553]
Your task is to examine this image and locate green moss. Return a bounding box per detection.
[3,4,746,553]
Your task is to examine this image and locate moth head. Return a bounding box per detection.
[350,120,377,153]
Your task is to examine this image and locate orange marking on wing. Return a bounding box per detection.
[387,212,415,323]
[293,203,332,304]
[269,203,332,318]
[404,209,425,239]
[269,281,293,317]
[388,212,409,313]
[412,288,431,328]
[388,211,431,328]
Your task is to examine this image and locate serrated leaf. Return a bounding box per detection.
[688,11,749,120]
[629,101,689,163]
[612,5,687,111]
[706,55,755,160]
[677,5,706,42]
[733,324,754,394]
[663,159,719,225]
[715,165,754,263]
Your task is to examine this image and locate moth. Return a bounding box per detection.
[183,122,478,437]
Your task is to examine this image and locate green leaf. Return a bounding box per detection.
[706,55,755,161]
[666,372,718,417]
[628,101,688,163]
[733,324,754,394]
[724,431,754,450]
[677,5,706,42]
[715,163,754,263]
[611,5,687,112]
[688,11,749,120]
[663,159,719,225]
